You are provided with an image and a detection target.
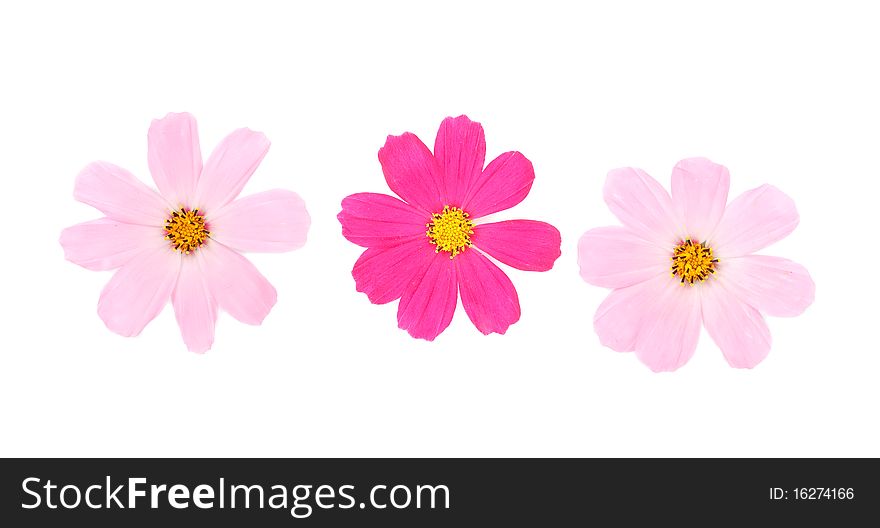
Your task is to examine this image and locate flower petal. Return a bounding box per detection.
[194,128,270,212]
[719,255,815,317]
[593,276,660,353]
[74,161,169,225]
[456,249,521,335]
[578,226,669,288]
[172,256,218,353]
[711,185,799,257]
[594,274,701,372]
[633,278,702,372]
[209,189,310,253]
[337,192,428,248]
[671,157,730,241]
[397,254,458,340]
[603,167,681,247]
[433,115,486,207]
[378,132,444,213]
[701,280,772,369]
[60,218,166,271]
[198,242,277,325]
[462,151,534,219]
[97,245,180,337]
[472,220,561,272]
[353,237,435,304]
[147,112,202,206]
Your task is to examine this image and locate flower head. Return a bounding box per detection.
[578,158,815,372]
[338,115,561,340]
[60,112,311,353]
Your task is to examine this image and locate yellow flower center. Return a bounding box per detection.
[426,205,474,258]
[164,208,210,254]
[672,239,718,285]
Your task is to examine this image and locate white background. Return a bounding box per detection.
[1,1,878,457]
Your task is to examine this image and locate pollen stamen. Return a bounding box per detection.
[672,239,718,285]
[426,205,474,258]
[164,208,209,254]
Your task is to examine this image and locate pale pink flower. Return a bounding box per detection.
[60,112,310,353]
[578,158,814,371]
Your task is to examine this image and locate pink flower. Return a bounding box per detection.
[60,112,310,353]
[578,158,815,372]
[338,115,561,340]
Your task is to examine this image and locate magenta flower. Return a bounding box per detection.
[578,158,815,372]
[338,115,561,340]
[60,113,310,353]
